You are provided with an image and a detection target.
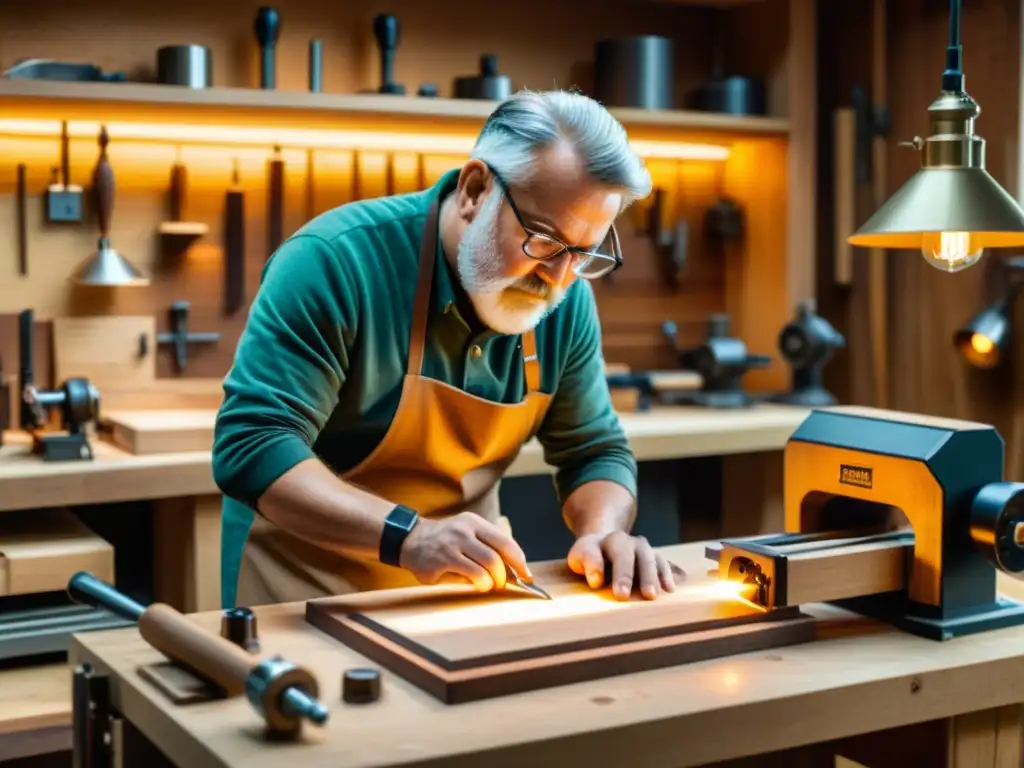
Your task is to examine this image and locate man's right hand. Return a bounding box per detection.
[398,512,531,592]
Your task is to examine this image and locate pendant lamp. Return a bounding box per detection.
[847,0,1024,273]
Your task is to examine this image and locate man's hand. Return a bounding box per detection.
[567,531,677,601]
[399,512,531,592]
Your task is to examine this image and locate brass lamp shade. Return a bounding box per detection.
[70,239,149,287]
[848,167,1024,250]
[848,87,1024,254]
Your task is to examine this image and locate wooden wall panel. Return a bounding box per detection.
[817,0,1024,475]
[0,0,796,393]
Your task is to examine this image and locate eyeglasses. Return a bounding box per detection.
[486,165,623,280]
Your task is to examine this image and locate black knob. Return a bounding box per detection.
[221,607,260,653]
[417,83,438,97]
[342,667,381,704]
[254,8,281,90]
[373,13,400,49]
[254,7,281,46]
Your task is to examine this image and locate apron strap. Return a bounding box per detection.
[407,199,440,377]
[408,195,543,396]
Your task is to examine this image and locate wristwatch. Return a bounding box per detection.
[379,504,419,567]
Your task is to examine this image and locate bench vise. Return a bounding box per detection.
[709,406,1024,640]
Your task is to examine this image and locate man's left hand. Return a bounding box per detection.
[567,531,677,601]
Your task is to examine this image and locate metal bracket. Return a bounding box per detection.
[73,663,113,768]
[852,85,890,184]
[156,300,221,373]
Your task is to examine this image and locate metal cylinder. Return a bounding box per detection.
[308,39,323,93]
[157,45,212,88]
[594,36,673,110]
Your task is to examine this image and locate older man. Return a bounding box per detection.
[214,89,676,608]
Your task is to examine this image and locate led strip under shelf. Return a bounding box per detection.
[0,118,732,161]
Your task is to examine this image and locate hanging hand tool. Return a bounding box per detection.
[267,146,284,260]
[224,161,246,314]
[69,127,149,286]
[45,121,82,223]
[254,7,281,89]
[16,163,27,275]
[157,151,208,240]
[67,571,329,737]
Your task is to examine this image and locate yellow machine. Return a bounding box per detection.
[711,406,1024,640]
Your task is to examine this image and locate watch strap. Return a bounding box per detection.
[379,504,419,567]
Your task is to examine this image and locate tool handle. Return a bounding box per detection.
[60,122,70,187]
[138,604,254,696]
[67,571,145,622]
[93,127,114,238]
[169,162,186,222]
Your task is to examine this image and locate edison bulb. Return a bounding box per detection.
[920,231,984,273]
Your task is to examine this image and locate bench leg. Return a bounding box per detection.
[153,494,222,613]
[946,705,1024,767]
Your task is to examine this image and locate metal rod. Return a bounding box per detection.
[943,0,963,91]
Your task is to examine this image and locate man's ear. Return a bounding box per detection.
[455,160,491,222]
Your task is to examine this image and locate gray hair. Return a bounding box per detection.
[470,89,652,209]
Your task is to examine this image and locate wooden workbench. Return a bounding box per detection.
[66,541,1024,767]
[0,406,809,761]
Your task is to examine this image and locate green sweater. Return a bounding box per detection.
[213,169,637,524]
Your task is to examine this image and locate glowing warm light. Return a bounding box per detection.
[971,333,995,356]
[719,669,743,690]
[920,231,984,273]
[387,579,757,636]
[0,118,731,162]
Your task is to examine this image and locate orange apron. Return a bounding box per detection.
[235,198,554,606]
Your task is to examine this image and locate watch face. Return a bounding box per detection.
[389,506,418,529]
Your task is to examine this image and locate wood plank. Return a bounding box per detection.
[306,557,814,703]
[67,542,1024,768]
[0,663,71,737]
[103,409,217,455]
[0,507,114,596]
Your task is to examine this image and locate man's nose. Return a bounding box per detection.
[536,251,574,290]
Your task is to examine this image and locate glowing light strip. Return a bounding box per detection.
[0,119,731,161]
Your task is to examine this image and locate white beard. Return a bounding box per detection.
[456,188,567,335]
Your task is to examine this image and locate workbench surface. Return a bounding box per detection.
[0,405,808,512]
[70,542,1024,768]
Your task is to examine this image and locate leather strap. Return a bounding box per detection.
[407,194,542,394]
[407,200,440,377]
[521,329,541,393]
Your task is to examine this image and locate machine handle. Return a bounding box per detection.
[67,571,145,622]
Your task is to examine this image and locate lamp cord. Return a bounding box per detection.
[943,0,963,91]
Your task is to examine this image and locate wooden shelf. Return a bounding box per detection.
[0,79,791,135]
[0,662,71,736]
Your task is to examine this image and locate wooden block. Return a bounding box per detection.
[101,409,216,454]
[0,508,113,597]
[52,315,156,390]
[306,559,815,704]
[138,661,225,705]
[711,530,911,609]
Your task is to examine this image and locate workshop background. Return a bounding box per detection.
[2,0,1024,763]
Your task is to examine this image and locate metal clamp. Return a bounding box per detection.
[156,300,221,373]
[73,663,113,768]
